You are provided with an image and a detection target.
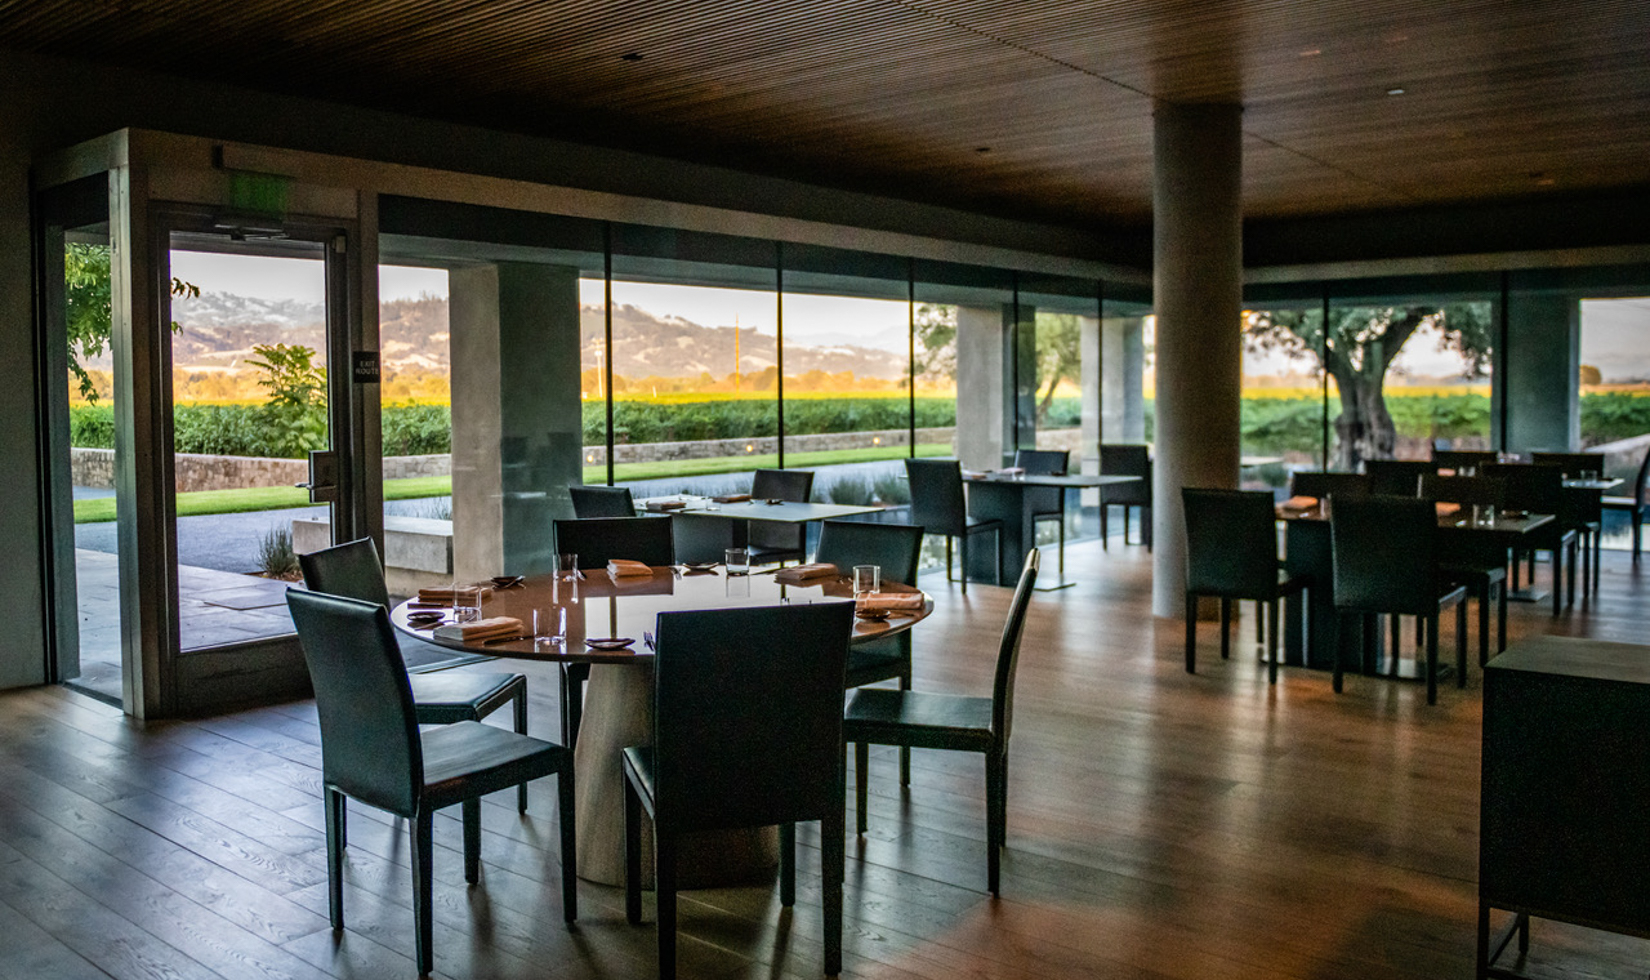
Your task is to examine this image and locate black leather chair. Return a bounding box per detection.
[1289,470,1370,502]
[1099,444,1152,550]
[569,484,636,518]
[746,468,815,564]
[286,590,576,977]
[1364,459,1438,497]
[1014,448,1070,574]
[1329,495,1468,705]
[1533,452,1606,594]
[1181,488,1309,684]
[905,457,1001,594]
[844,549,1038,895]
[1483,463,1578,615]
[623,601,853,978]
[1602,447,1650,565]
[1432,449,1500,474]
[1418,474,1510,666]
[814,518,925,783]
[550,516,674,746]
[298,538,530,814]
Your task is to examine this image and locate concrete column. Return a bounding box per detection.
[450,262,584,582]
[1101,315,1147,443]
[1502,292,1580,452]
[1079,315,1101,473]
[955,304,1012,470]
[1151,102,1244,618]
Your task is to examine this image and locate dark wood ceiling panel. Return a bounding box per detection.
[2,0,1647,229]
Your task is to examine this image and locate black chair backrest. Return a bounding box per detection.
[1530,452,1606,478]
[1099,444,1151,505]
[1289,471,1369,501]
[905,458,968,536]
[286,589,421,817]
[1364,459,1438,497]
[553,516,674,568]
[1418,474,1507,507]
[569,485,636,518]
[1329,495,1439,615]
[813,520,925,586]
[1014,448,1069,476]
[1482,463,1564,514]
[750,468,814,502]
[1636,447,1650,507]
[650,601,854,832]
[299,537,392,609]
[749,469,815,553]
[993,549,1040,743]
[1432,449,1499,473]
[1181,488,1282,599]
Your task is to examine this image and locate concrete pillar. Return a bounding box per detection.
[1151,102,1244,618]
[1101,315,1147,443]
[1503,292,1581,452]
[450,262,584,582]
[1079,315,1101,474]
[955,304,1012,470]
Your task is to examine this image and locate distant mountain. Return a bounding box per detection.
[160,292,906,381]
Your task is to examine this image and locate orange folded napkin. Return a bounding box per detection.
[432,616,522,642]
[1435,501,1461,517]
[607,559,653,578]
[712,492,751,503]
[1279,495,1318,513]
[773,562,838,583]
[855,592,926,612]
[416,585,489,604]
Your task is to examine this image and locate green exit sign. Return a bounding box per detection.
[227,170,291,219]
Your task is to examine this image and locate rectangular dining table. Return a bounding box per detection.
[635,496,886,563]
[1278,504,1552,674]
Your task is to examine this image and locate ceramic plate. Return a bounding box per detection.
[585,637,636,651]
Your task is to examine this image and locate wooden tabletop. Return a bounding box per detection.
[391,565,932,662]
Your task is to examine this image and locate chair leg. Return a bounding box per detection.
[1185,591,1198,674]
[779,822,796,906]
[1425,614,1439,706]
[1122,504,1133,546]
[656,834,678,980]
[514,688,529,812]
[986,750,1004,896]
[1219,598,1231,660]
[623,774,643,924]
[822,809,845,977]
[1332,614,1347,694]
[855,740,869,835]
[1594,528,1602,593]
[1255,600,1264,644]
[1101,503,1110,550]
[1267,597,1280,685]
[558,767,577,922]
[899,671,912,786]
[412,809,435,976]
[1456,599,1468,689]
[992,526,1003,586]
[945,536,954,583]
[1634,512,1643,566]
[324,787,345,929]
[463,797,481,884]
[1478,581,1491,668]
[958,534,968,595]
[1389,613,1403,663]
[1144,505,1153,552]
[1497,578,1508,653]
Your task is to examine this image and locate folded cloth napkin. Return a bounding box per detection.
[855,592,926,612]
[645,499,687,512]
[712,492,752,503]
[1279,495,1319,513]
[1435,501,1461,517]
[417,585,489,604]
[773,562,838,583]
[607,559,653,578]
[432,616,522,643]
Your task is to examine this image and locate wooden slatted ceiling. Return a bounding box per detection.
[1,0,1647,227]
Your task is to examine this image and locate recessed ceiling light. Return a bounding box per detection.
[1386,87,1406,96]
[620,52,644,62]
[1300,48,1322,57]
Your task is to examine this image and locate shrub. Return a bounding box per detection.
[381,402,451,455]
[256,524,300,578]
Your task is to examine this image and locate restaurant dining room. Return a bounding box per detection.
[5,2,1650,978]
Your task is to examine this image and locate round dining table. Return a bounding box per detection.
[390,565,932,887]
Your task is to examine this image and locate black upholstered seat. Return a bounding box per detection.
[286,590,575,977]
[1099,444,1152,549]
[622,601,853,978]
[1483,463,1579,615]
[905,457,1001,593]
[746,468,816,564]
[1364,458,1438,496]
[1015,448,1070,572]
[1419,474,1510,666]
[568,484,636,518]
[843,549,1038,895]
[298,537,530,812]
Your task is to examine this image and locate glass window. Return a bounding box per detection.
[1242,304,1325,492]
[1581,296,1650,551]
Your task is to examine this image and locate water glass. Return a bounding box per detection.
[454,583,482,623]
[533,606,567,650]
[1473,503,1495,527]
[725,547,750,576]
[853,564,881,598]
[725,573,750,598]
[556,552,579,581]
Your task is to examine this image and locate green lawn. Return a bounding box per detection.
[72,444,948,523]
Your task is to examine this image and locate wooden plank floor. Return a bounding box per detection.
[4,542,1649,979]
